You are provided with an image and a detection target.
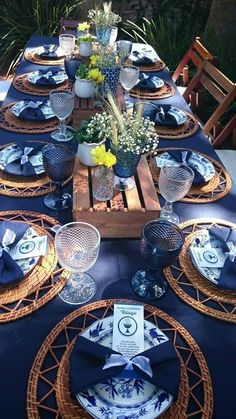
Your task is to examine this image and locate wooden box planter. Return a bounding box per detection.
[73,155,160,238]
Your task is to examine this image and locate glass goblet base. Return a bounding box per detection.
[114,175,135,191]
[131,270,167,300]
[159,207,180,225]
[51,127,73,142]
[58,272,97,305]
[44,192,72,210]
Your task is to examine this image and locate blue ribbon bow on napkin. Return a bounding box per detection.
[40,44,60,58]
[4,143,43,176]
[136,73,163,91]
[209,226,236,290]
[0,221,28,286]
[69,335,180,399]
[166,150,206,186]
[36,67,60,86]
[131,50,154,66]
[155,105,186,127]
[17,101,46,121]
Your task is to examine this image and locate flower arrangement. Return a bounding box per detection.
[77,22,90,32]
[77,34,96,44]
[74,112,112,144]
[88,1,121,28]
[90,44,120,68]
[106,94,159,155]
[75,63,104,84]
[91,144,116,167]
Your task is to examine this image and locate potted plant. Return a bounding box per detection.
[74,63,104,98]
[74,112,112,166]
[90,45,121,96]
[77,34,96,58]
[88,1,121,46]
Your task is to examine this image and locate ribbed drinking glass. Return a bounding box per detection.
[50,89,74,141]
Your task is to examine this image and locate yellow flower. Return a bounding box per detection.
[78,22,90,31]
[91,145,116,168]
[88,68,105,84]
[89,54,98,67]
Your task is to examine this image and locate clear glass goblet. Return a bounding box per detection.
[132,220,184,299]
[59,34,76,57]
[42,144,75,210]
[159,164,194,224]
[55,222,101,305]
[50,89,74,141]
[119,65,139,109]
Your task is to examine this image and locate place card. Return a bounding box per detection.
[189,246,227,268]
[9,235,48,260]
[112,303,144,358]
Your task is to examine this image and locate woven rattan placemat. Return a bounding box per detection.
[27,299,213,419]
[24,49,64,66]
[0,103,59,134]
[0,141,72,197]
[0,210,68,323]
[130,82,175,100]
[164,218,236,323]
[148,148,232,203]
[12,73,72,96]
[155,111,199,139]
[136,59,166,72]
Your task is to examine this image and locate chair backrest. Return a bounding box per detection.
[183,60,236,148]
[60,17,79,35]
[172,37,217,86]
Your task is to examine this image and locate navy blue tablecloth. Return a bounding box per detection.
[0,37,236,419]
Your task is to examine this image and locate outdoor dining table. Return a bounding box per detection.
[0,36,235,419]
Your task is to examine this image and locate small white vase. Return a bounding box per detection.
[77,139,105,166]
[79,41,92,57]
[74,78,94,98]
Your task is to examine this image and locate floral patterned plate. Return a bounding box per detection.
[76,316,173,419]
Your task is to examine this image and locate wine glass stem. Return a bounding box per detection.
[69,272,84,287]
[55,182,63,197]
[58,119,66,137]
[162,200,173,216]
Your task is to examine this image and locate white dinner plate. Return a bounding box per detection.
[27,70,68,86]
[76,316,173,419]
[11,100,55,120]
[155,151,216,183]
[0,144,44,176]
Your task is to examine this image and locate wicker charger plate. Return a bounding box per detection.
[164,218,236,323]
[155,111,199,139]
[0,141,72,197]
[12,73,72,96]
[0,210,68,323]
[0,102,59,134]
[148,148,231,203]
[24,49,64,66]
[134,58,166,72]
[27,299,213,419]
[130,82,175,100]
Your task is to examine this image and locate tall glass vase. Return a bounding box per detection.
[93,166,114,201]
[111,145,141,191]
[95,26,112,46]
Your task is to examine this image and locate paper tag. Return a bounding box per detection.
[189,246,227,268]
[112,303,144,358]
[9,235,48,260]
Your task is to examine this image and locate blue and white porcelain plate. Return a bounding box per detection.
[15,226,39,276]
[76,316,173,419]
[27,70,68,86]
[189,230,223,284]
[11,100,55,120]
[156,151,215,183]
[0,144,44,176]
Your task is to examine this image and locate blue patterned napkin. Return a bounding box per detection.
[69,335,180,399]
[136,73,164,91]
[40,44,60,58]
[166,150,206,186]
[209,226,236,290]
[0,221,28,286]
[155,105,186,127]
[131,50,154,66]
[15,101,46,121]
[4,143,44,176]
[35,68,60,86]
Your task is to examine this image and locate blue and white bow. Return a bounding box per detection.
[103,353,153,377]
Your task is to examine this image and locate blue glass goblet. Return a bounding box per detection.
[111,145,141,191]
[64,56,82,82]
[132,220,185,299]
[42,144,76,210]
[116,40,133,64]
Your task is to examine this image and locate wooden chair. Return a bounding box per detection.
[60,17,79,35]
[172,37,217,88]
[183,60,236,148]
